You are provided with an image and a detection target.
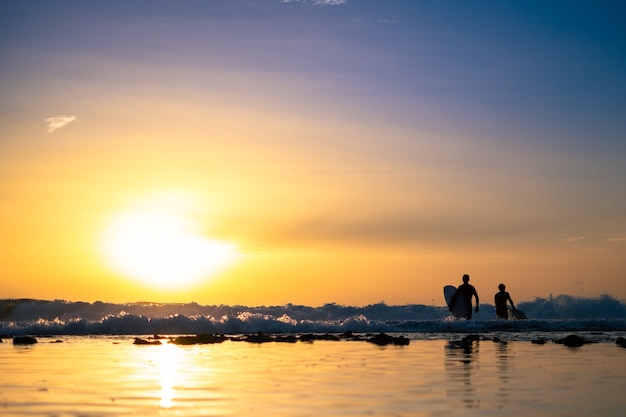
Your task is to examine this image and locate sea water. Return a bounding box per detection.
[2,295,626,336]
[1,296,625,416]
[1,335,625,416]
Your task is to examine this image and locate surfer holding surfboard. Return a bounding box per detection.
[447,274,480,319]
[495,283,516,319]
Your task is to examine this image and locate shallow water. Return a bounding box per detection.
[1,335,625,416]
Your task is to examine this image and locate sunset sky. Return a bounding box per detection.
[1,0,625,306]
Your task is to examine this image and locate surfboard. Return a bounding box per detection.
[444,285,469,319]
[508,308,527,320]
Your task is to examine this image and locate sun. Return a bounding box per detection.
[100,191,237,289]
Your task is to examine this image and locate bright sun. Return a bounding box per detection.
[100,191,237,289]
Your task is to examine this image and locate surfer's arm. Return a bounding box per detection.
[474,292,480,312]
[504,292,515,309]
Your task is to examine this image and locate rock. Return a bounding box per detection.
[274,335,297,343]
[242,332,275,343]
[447,334,481,352]
[531,338,547,345]
[133,338,162,345]
[615,337,626,348]
[299,333,340,342]
[367,333,410,346]
[169,334,226,345]
[13,336,38,345]
[555,334,589,347]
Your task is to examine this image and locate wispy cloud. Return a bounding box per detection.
[280,0,347,5]
[313,0,346,5]
[353,16,399,24]
[558,236,585,243]
[607,233,626,243]
[45,115,77,133]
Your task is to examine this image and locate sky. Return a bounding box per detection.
[1,0,625,306]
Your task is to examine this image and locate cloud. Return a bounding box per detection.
[558,236,585,243]
[263,209,556,251]
[280,0,347,5]
[353,16,399,24]
[607,233,626,243]
[45,115,77,133]
[312,0,346,5]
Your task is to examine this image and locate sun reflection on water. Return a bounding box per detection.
[157,342,179,408]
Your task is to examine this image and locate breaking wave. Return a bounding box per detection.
[1,294,625,338]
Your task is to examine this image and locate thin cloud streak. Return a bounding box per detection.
[280,0,347,6]
[45,115,77,133]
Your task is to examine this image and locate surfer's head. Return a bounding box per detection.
[499,283,506,291]
[462,274,470,283]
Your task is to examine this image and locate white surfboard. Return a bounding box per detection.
[444,285,469,319]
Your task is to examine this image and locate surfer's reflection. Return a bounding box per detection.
[444,335,480,409]
[495,341,512,409]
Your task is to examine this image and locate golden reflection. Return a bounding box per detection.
[157,342,179,408]
[444,337,480,409]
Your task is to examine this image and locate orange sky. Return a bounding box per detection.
[1,1,625,306]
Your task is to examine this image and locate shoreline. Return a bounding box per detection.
[4,331,626,348]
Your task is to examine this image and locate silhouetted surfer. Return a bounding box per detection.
[494,283,516,319]
[450,274,480,319]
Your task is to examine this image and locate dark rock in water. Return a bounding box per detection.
[50,339,63,343]
[368,333,393,345]
[531,338,547,345]
[615,337,626,348]
[447,334,481,352]
[13,336,38,345]
[299,333,340,342]
[461,334,481,346]
[170,334,226,345]
[367,333,410,346]
[395,335,410,345]
[242,332,275,343]
[555,334,590,347]
[341,331,368,341]
[133,338,162,345]
[227,333,296,343]
[274,335,297,343]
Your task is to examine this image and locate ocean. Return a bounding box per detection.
[1,295,625,416]
[2,294,626,337]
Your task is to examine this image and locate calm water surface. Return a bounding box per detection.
[1,335,624,416]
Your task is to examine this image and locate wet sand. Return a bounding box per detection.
[1,335,625,416]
